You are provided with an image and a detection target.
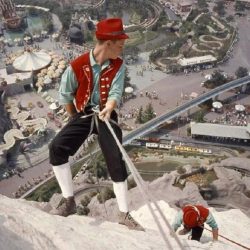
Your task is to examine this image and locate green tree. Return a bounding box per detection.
[193,110,206,123]
[197,0,208,10]
[26,179,61,202]
[135,106,144,124]
[213,1,225,16]
[97,187,115,203]
[95,161,108,179]
[84,30,94,42]
[206,70,227,87]
[123,67,131,91]
[235,1,246,12]
[80,195,91,207]
[226,15,234,23]
[187,126,191,136]
[124,46,140,59]
[77,205,90,216]
[186,9,200,22]
[200,98,213,109]
[235,67,248,78]
[194,24,208,36]
[143,103,156,122]
[149,48,164,62]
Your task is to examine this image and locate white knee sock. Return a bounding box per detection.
[52,162,74,198]
[113,180,129,213]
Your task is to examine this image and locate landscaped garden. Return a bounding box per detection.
[149,9,236,72]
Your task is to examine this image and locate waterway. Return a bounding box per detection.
[4,15,44,41]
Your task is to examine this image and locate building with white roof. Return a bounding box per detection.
[13,50,51,72]
[191,122,250,143]
[178,55,217,67]
[178,0,193,12]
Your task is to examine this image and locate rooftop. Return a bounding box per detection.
[178,0,193,6]
[0,68,31,85]
[13,51,51,72]
[191,122,250,140]
[178,55,217,66]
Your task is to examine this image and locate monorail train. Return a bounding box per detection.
[130,139,212,154]
[145,142,212,154]
[145,142,172,149]
[174,145,212,154]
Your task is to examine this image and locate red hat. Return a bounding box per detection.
[183,206,200,228]
[95,18,129,40]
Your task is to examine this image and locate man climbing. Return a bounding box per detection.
[172,204,218,241]
[49,18,144,231]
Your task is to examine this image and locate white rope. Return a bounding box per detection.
[79,110,109,218]
[104,117,185,250]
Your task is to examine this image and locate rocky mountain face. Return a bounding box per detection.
[1,171,250,250]
[1,193,250,250]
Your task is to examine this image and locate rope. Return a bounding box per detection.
[203,227,250,250]
[80,110,109,219]
[89,149,109,219]
[103,117,185,250]
[80,107,249,250]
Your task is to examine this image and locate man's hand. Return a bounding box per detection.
[65,103,77,117]
[99,106,112,121]
[98,100,117,121]
[212,228,219,241]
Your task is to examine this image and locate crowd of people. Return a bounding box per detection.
[209,105,249,127]
[136,63,154,76]
[119,107,141,121]
[141,90,159,99]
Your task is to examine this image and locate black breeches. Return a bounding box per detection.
[49,109,128,182]
[191,225,204,241]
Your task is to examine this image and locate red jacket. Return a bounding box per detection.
[70,52,123,111]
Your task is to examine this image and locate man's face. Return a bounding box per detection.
[107,39,126,59]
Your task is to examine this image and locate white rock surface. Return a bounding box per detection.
[212,157,250,171]
[88,174,207,222]
[1,194,250,250]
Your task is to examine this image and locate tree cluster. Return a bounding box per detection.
[235,1,246,12]
[197,0,208,11]
[149,48,164,62]
[213,1,225,16]
[77,205,90,216]
[135,103,156,124]
[204,70,228,88]
[97,187,115,203]
[235,66,248,78]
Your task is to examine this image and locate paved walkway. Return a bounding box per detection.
[126,52,167,90]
